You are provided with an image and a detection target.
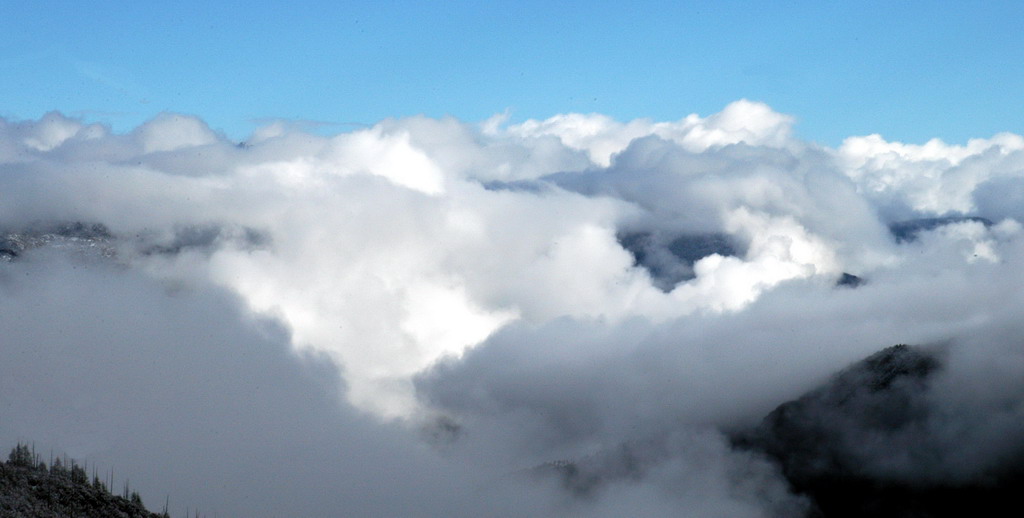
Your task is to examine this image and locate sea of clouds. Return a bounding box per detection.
[3,100,1024,516]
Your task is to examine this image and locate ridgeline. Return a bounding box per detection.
[0,443,166,518]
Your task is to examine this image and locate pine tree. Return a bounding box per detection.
[7,443,34,467]
[51,456,65,475]
[71,462,88,484]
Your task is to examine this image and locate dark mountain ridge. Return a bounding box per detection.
[535,344,1024,517]
[1,444,166,518]
[735,344,1024,517]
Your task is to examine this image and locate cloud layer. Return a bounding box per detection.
[4,101,1024,516]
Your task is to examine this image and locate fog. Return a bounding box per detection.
[3,102,1024,516]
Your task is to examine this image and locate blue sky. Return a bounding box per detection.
[2,1,1022,145]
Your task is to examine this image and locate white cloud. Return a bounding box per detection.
[5,103,1024,516]
[134,113,221,153]
[839,132,1024,216]
[506,99,795,167]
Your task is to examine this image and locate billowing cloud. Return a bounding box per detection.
[4,102,1024,516]
[839,131,1024,218]
[505,99,795,166]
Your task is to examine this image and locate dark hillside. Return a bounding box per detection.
[0,444,165,518]
[735,344,1024,517]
